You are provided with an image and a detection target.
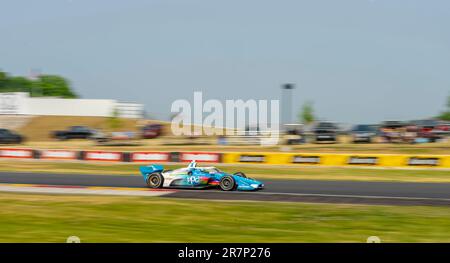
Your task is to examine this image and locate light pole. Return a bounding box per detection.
[281,83,295,126]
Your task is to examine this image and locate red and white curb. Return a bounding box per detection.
[0,183,176,197]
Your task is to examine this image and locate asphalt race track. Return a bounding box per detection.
[1,172,450,206]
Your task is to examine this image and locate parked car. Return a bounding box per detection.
[313,122,338,143]
[89,129,109,143]
[410,119,446,142]
[437,121,450,136]
[282,124,305,145]
[351,124,377,143]
[379,121,407,143]
[0,129,24,144]
[51,126,95,140]
[91,130,137,144]
[142,124,163,139]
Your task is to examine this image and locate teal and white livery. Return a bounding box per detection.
[139,160,264,191]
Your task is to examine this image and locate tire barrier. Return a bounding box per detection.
[1,148,450,168]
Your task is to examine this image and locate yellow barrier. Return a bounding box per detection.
[221,152,450,168]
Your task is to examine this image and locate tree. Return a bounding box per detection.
[437,94,450,121]
[0,71,78,98]
[439,112,450,121]
[108,108,123,130]
[0,72,32,93]
[7,76,33,93]
[0,71,7,88]
[298,101,315,124]
[35,75,77,98]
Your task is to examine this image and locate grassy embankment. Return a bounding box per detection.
[0,193,448,242]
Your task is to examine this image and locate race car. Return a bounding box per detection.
[139,160,264,191]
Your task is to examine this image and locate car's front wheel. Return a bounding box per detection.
[146,172,164,188]
[219,175,236,191]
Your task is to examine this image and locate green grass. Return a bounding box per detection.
[1,160,450,183]
[0,193,449,242]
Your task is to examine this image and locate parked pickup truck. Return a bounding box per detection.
[51,126,95,141]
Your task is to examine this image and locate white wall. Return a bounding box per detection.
[115,102,144,118]
[0,92,28,114]
[25,97,116,117]
[0,92,143,118]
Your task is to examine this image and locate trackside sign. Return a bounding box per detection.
[407,157,439,166]
[348,156,378,165]
[292,155,321,164]
[40,150,77,160]
[131,152,170,162]
[180,152,220,163]
[239,155,266,163]
[84,151,123,161]
[0,148,33,158]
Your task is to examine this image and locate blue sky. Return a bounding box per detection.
[1,0,449,124]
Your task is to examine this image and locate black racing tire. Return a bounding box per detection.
[146,172,164,188]
[219,175,236,191]
[233,172,247,178]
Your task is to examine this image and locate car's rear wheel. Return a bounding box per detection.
[233,172,247,178]
[219,175,236,191]
[146,172,164,188]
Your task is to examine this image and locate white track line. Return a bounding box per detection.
[0,184,174,197]
[1,183,449,202]
[171,188,450,202]
[228,190,450,202]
